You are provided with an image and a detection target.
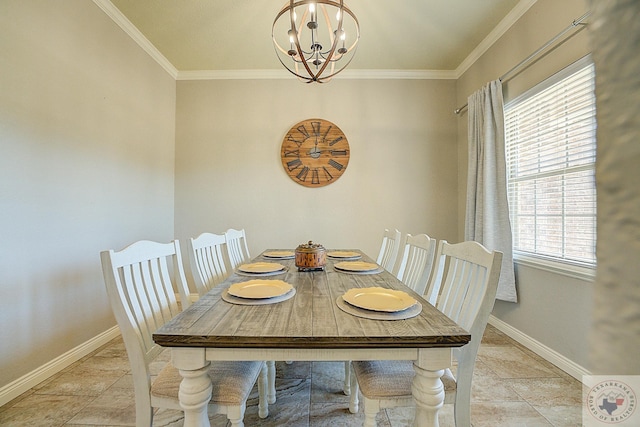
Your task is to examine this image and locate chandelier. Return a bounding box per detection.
[272,0,360,83]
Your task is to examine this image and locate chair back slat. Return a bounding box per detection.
[150,257,179,326]
[122,261,158,356]
[225,228,251,270]
[188,232,230,296]
[456,264,487,329]
[143,260,165,332]
[376,228,402,273]
[395,233,437,295]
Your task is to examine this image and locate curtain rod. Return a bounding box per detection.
[454,11,591,115]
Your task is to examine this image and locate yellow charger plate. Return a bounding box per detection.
[334,261,379,272]
[342,287,417,312]
[238,262,286,274]
[327,251,361,259]
[228,279,293,299]
[263,251,295,259]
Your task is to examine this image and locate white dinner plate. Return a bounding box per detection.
[263,250,295,259]
[228,279,294,299]
[238,262,286,274]
[342,287,417,312]
[334,261,379,272]
[327,251,362,260]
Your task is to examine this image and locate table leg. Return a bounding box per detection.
[412,348,451,427]
[173,348,211,427]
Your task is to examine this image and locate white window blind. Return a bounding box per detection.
[505,57,597,267]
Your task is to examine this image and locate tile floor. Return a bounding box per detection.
[0,325,585,426]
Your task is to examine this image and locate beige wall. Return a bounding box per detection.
[0,0,176,387]
[174,78,459,271]
[456,0,594,368]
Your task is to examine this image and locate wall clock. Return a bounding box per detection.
[280,118,350,188]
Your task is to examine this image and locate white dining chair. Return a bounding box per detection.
[186,232,277,405]
[187,232,231,297]
[349,240,503,427]
[225,228,251,270]
[101,239,269,426]
[375,228,401,273]
[395,233,437,296]
[343,233,437,398]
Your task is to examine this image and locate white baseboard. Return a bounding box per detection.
[0,326,121,407]
[488,315,591,382]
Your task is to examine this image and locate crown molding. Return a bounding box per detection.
[92,0,178,79]
[177,68,457,81]
[177,69,291,81]
[454,0,538,78]
[337,69,457,80]
[96,0,534,82]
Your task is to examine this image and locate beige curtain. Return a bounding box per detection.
[465,80,517,302]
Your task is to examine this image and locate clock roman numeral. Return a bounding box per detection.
[287,135,303,147]
[328,136,343,146]
[322,125,332,142]
[284,148,300,157]
[311,121,321,136]
[287,158,302,171]
[311,168,320,184]
[297,166,310,181]
[322,166,334,181]
[330,149,347,156]
[296,125,310,139]
[328,159,344,171]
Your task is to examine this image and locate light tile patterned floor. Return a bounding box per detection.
[0,325,584,426]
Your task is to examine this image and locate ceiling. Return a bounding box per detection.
[108,0,529,75]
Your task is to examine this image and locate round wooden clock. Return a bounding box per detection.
[280,118,350,188]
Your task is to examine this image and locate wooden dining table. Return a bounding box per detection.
[153,250,470,427]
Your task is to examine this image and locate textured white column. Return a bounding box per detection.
[587,0,640,374]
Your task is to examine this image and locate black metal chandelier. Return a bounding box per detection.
[272,0,360,83]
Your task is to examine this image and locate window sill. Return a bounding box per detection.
[513,254,596,282]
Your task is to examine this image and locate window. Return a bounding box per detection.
[505,57,597,271]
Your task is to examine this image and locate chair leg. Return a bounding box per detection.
[267,360,276,404]
[454,402,471,427]
[138,404,153,427]
[453,361,473,427]
[363,396,380,427]
[454,379,472,427]
[343,361,351,396]
[227,405,246,427]
[348,364,359,414]
[258,363,269,419]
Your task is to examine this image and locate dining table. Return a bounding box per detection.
[152,249,470,427]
